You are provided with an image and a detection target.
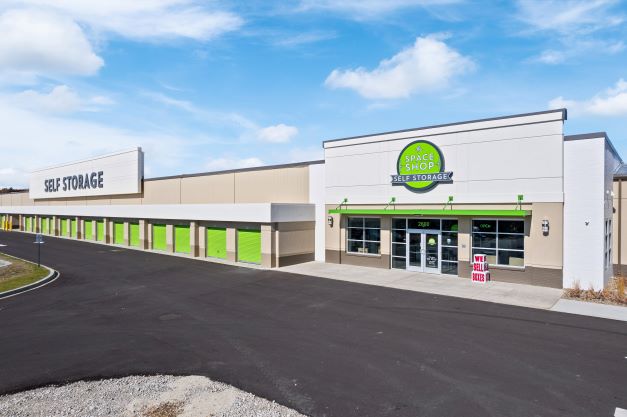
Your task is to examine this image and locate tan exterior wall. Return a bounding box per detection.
[3,162,316,207]
[612,180,627,274]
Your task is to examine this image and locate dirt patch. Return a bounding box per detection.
[142,400,183,417]
[564,276,626,306]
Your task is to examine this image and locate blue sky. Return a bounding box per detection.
[1,0,627,187]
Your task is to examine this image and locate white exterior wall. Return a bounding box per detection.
[308,163,326,261]
[563,137,606,290]
[0,203,315,224]
[324,111,565,205]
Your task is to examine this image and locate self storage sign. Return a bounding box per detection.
[29,148,143,200]
[391,140,453,192]
[44,172,104,193]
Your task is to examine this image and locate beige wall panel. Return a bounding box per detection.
[325,205,341,251]
[457,218,471,262]
[234,167,309,203]
[109,195,142,205]
[180,174,235,204]
[19,193,34,206]
[278,229,315,256]
[143,179,181,204]
[276,221,315,232]
[526,202,563,269]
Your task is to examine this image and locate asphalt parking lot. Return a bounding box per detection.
[0,231,625,417]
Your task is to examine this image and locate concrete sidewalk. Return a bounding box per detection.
[279,262,563,310]
[551,299,627,322]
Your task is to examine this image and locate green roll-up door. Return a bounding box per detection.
[130,223,140,247]
[26,217,31,231]
[114,222,125,245]
[152,224,167,251]
[96,220,104,241]
[42,218,49,234]
[61,218,69,236]
[71,219,77,237]
[84,220,93,240]
[174,225,190,253]
[237,229,261,264]
[0,215,4,230]
[206,227,227,259]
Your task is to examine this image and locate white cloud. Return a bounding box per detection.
[325,35,474,99]
[549,79,627,116]
[297,0,460,17]
[0,96,192,187]
[257,124,299,143]
[7,85,114,114]
[516,0,622,35]
[0,9,103,80]
[273,31,337,48]
[516,1,625,64]
[205,157,264,172]
[9,0,243,41]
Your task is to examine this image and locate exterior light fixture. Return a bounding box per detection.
[327,216,334,227]
[542,219,549,234]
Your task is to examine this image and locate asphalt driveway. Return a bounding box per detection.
[0,231,625,417]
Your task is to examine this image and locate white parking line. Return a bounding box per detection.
[615,407,627,417]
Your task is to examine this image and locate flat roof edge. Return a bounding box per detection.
[565,132,623,164]
[145,159,325,182]
[323,108,567,144]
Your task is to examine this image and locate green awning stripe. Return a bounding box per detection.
[328,209,530,217]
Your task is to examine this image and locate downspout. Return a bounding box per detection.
[619,178,622,276]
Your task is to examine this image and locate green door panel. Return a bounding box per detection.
[206,227,227,259]
[152,224,167,251]
[174,225,190,253]
[237,229,261,264]
[42,218,49,234]
[114,222,125,245]
[96,220,104,241]
[25,217,31,232]
[61,219,69,236]
[84,220,93,240]
[71,219,77,237]
[130,223,140,247]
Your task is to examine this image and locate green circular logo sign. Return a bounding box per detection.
[392,140,453,192]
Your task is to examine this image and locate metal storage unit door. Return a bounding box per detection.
[114,222,125,245]
[175,225,190,253]
[206,227,226,259]
[237,229,261,264]
[84,220,93,240]
[42,218,49,234]
[61,218,69,236]
[130,223,140,247]
[71,219,77,237]
[26,217,31,232]
[152,224,167,251]
[96,220,105,241]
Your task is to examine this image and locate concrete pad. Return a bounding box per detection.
[279,261,563,310]
[551,299,627,322]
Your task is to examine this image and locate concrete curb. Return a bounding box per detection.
[0,266,59,300]
[550,299,627,322]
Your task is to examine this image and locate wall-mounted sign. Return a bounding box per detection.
[29,148,143,200]
[390,140,453,192]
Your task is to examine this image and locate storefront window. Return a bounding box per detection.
[472,219,524,267]
[441,219,458,275]
[391,218,407,269]
[347,217,381,255]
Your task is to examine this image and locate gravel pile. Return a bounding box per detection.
[0,375,307,417]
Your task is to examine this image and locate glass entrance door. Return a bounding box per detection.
[406,232,441,273]
[408,232,422,271]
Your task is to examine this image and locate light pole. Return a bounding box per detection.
[34,233,44,267]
